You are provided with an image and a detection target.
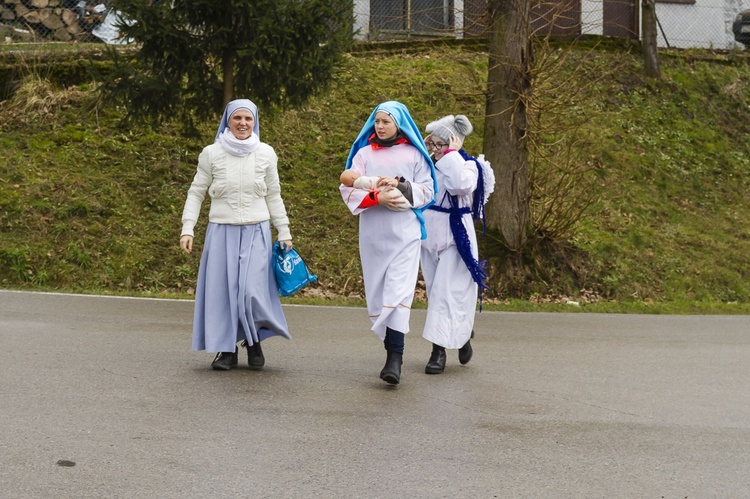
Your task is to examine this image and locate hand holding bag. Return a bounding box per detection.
[272,242,318,297]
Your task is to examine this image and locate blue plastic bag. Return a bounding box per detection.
[272,242,318,297]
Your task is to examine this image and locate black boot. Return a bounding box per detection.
[211,349,238,371]
[425,343,446,374]
[380,351,402,385]
[458,330,474,365]
[242,340,265,370]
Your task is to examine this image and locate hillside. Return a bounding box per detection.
[1,41,749,312]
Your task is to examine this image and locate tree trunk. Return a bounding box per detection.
[641,0,660,78]
[483,0,532,251]
[222,49,234,107]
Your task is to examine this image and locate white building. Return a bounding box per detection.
[353,0,750,49]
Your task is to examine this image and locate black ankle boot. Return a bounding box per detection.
[211,349,238,371]
[380,351,402,385]
[425,343,446,374]
[242,340,265,370]
[458,330,474,365]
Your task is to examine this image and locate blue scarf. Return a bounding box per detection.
[460,149,489,236]
[429,149,490,309]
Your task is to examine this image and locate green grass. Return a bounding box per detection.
[1,41,749,313]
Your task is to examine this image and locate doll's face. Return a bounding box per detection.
[374,112,398,141]
[229,109,255,140]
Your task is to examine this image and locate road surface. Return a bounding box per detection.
[1,290,748,498]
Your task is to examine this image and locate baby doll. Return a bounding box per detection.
[340,170,370,188]
[339,170,411,211]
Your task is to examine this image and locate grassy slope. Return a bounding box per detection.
[0,42,749,313]
[575,50,750,305]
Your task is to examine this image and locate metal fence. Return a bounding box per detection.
[0,0,123,44]
[354,0,750,49]
[2,0,749,49]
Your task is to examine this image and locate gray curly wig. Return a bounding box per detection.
[425,114,473,146]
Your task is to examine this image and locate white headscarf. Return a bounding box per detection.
[215,99,261,157]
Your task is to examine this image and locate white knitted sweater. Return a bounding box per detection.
[181,142,291,241]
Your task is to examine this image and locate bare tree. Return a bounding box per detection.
[482,0,533,251]
[641,0,661,78]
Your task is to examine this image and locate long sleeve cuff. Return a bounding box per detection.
[275,224,292,241]
[357,190,379,209]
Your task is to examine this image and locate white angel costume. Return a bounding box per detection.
[421,150,494,348]
[340,101,437,341]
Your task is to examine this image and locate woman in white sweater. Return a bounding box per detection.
[180,99,293,371]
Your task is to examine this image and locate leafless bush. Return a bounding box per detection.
[524,7,625,243]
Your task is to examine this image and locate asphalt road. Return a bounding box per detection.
[1,290,749,498]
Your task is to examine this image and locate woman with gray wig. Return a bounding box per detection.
[421,114,495,374]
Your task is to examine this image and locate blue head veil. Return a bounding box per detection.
[344,101,438,239]
[215,99,260,141]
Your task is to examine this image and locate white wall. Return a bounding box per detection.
[655,0,725,48]
[581,0,750,49]
[581,0,604,35]
[653,0,750,49]
[454,0,464,39]
[353,0,370,41]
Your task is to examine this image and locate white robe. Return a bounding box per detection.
[421,151,480,349]
[340,143,435,339]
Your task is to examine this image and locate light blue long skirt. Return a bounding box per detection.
[191,221,291,353]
